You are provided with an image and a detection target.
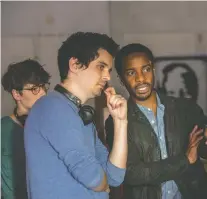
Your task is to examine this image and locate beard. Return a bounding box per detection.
[127,82,154,101]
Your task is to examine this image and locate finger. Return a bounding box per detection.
[190,125,198,138]
[190,135,204,148]
[108,95,124,109]
[104,87,116,96]
[113,98,125,109]
[104,87,116,106]
[191,129,203,142]
[194,129,204,137]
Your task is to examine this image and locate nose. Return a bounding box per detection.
[102,70,111,82]
[135,72,144,83]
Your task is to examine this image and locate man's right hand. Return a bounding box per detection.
[186,125,204,164]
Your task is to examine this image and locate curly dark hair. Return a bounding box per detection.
[57,32,119,82]
[1,59,51,92]
[115,43,154,77]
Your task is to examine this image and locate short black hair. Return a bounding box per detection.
[57,32,119,82]
[115,43,154,77]
[2,59,51,92]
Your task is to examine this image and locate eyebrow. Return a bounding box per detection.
[142,63,152,68]
[98,61,108,66]
[125,63,151,71]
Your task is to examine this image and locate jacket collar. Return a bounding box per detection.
[127,92,168,123]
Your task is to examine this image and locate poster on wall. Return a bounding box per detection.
[154,56,207,115]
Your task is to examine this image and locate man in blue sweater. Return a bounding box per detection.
[24,32,128,199]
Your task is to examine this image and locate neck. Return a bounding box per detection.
[60,79,88,104]
[11,106,29,127]
[15,104,29,116]
[10,114,23,127]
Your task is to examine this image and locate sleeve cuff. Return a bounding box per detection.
[106,160,126,186]
[86,166,105,189]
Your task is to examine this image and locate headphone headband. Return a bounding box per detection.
[54,84,82,107]
[54,84,95,125]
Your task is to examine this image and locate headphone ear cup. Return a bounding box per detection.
[79,105,95,126]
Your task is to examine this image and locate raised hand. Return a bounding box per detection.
[186,125,204,164]
[104,87,127,121]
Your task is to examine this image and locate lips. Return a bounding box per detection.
[135,84,150,93]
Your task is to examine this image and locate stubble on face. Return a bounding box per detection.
[87,49,113,98]
[122,53,155,102]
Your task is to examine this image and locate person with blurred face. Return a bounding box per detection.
[1,59,51,199]
[24,32,128,199]
[105,43,207,199]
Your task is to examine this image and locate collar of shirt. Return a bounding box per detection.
[137,92,165,114]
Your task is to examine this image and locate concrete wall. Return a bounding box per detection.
[1,1,110,116]
[1,1,207,116]
[110,1,207,114]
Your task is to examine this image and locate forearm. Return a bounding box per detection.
[125,154,189,186]
[95,129,126,187]
[109,119,128,169]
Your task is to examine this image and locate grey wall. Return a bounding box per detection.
[1,1,207,116]
[1,1,110,116]
[110,1,207,114]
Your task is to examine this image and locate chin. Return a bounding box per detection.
[135,91,152,101]
[136,95,150,101]
[91,91,102,98]
[96,91,102,97]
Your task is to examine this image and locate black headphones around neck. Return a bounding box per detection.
[54,84,95,126]
[13,107,28,126]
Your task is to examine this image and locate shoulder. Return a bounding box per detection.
[1,116,12,124]
[1,116,17,134]
[31,91,78,118]
[177,97,201,113]
[161,94,201,111]
[33,91,68,109]
[1,116,22,150]
[26,91,83,131]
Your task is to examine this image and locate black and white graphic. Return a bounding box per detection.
[155,56,207,115]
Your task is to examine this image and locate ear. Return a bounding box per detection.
[11,89,22,101]
[68,57,81,73]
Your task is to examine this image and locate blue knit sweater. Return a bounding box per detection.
[24,91,125,199]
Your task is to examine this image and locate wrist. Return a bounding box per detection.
[186,154,196,164]
[113,117,128,122]
[113,119,128,125]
